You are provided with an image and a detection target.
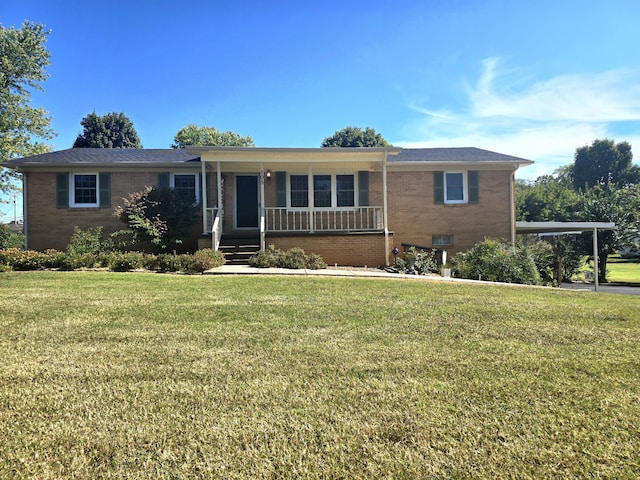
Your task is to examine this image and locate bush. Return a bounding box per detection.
[107,252,145,272]
[0,248,45,270]
[67,226,113,256]
[0,224,24,249]
[183,249,226,273]
[407,246,439,274]
[249,245,326,270]
[450,239,541,285]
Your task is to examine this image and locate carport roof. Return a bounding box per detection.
[516,222,617,234]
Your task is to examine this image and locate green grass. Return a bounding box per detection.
[1,272,639,478]
[607,255,640,285]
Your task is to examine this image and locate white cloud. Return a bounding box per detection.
[399,58,640,180]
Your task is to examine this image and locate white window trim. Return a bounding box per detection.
[444,172,467,204]
[170,173,200,204]
[69,173,99,208]
[286,173,358,210]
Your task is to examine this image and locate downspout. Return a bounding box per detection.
[593,227,599,292]
[510,168,517,246]
[201,160,207,234]
[21,171,28,250]
[383,152,389,265]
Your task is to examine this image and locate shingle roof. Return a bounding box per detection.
[5,148,200,166]
[388,147,532,165]
[5,146,533,167]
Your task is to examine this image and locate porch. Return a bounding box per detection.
[192,146,401,265]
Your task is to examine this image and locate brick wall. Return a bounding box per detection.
[24,170,209,251]
[386,170,513,255]
[267,232,391,267]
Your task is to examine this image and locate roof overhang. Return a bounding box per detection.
[185,146,402,164]
[516,221,617,234]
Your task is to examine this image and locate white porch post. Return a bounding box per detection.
[259,162,266,251]
[383,152,390,266]
[201,161,208,234]
[593,227,599,292]
[308,164,314,233]
[217,161,223,212]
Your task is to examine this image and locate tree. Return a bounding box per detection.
[573,139,638,191]
[575,184,640,283]
[114,186,199,252]
[321,126,391,147]
[73,112,142,148]
[0,21,55,193]
[171,124,254,148]
[515,176,580,222]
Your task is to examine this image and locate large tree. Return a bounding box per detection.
[321,126,391,147]
[576,184,640,283]
[0,21,55,193]
[171,124,254,148]
[73,112,142,148]
[573,139,638,191]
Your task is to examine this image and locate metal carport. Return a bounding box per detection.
[516,222,617,292]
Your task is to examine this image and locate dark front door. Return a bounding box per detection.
[236,175,258,229]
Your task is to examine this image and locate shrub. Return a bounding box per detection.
[306,252,327,270]
[0,248,46,270]
[279,247,308,269]
[0,224,24,249]
[184,249,226,273]
[407,246,439,274]
[249,245,282,268]
[67,226,113,256]
[107,252,145,272]
[249,245,326,270]
[450,239,541,285]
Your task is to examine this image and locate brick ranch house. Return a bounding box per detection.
[6,146,533,266]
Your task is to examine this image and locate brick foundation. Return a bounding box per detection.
[266,232,392,267]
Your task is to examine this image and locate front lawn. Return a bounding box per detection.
[1,272,639,478]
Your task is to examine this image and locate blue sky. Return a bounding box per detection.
[2,0,640,220]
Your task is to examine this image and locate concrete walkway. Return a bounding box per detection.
[205,265,640,295]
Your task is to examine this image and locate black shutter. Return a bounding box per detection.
[99,173,111,208]
[434,171,444,204]
[56,173,69,208]
[276,171,286,207]
[468,171,479,204]
[158,172,170,189]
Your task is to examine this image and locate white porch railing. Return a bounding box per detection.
[205,207,223,251]
[264,206,383,233]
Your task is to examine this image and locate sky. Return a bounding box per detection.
[2,0,640,220]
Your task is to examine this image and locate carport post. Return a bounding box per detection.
[593,227,599,292]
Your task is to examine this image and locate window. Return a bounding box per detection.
[288,173,356,209]
[313,175,331,208]
[70,173,98,207]
[336,175,355,207]
[173,174,197,203]
[434,171,479,205]
[445,172,465,203]
[290,175,308,207]
[432,235,453,247]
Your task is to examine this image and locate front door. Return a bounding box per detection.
[235,175,258,229]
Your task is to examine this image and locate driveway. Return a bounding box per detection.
[561,283,640,296]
